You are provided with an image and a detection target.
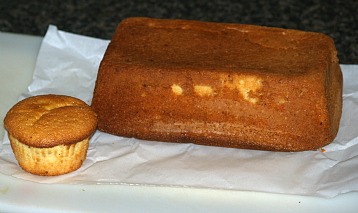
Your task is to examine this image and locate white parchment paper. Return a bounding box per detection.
[1,25,358,198]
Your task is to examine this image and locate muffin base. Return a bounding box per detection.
[9,134,89,176]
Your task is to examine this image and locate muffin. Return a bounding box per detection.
[4,94,97,176]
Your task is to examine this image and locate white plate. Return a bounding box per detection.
[1,31,358,213]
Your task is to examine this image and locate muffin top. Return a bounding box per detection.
[4,94,98,148]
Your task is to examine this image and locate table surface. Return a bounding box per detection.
[1,31,358,213]
[1,0,357,64]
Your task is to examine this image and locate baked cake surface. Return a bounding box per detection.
[92,17,343,151]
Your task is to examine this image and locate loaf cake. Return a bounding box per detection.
[4,94,98,176]
[91,17,343,152]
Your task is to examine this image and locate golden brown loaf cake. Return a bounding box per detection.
[92,17,343,152]
[4,94,98,176]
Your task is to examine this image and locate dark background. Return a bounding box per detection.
[1,0,357,64]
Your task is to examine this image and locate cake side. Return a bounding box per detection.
[92,17,343,151]
[93,64,332,151]
[324,48,343,144]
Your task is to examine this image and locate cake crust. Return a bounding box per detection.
[92,17,343,151]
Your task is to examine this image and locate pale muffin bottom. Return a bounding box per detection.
[9,134,89,176]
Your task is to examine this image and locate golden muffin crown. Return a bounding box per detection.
[4,94,98,148]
